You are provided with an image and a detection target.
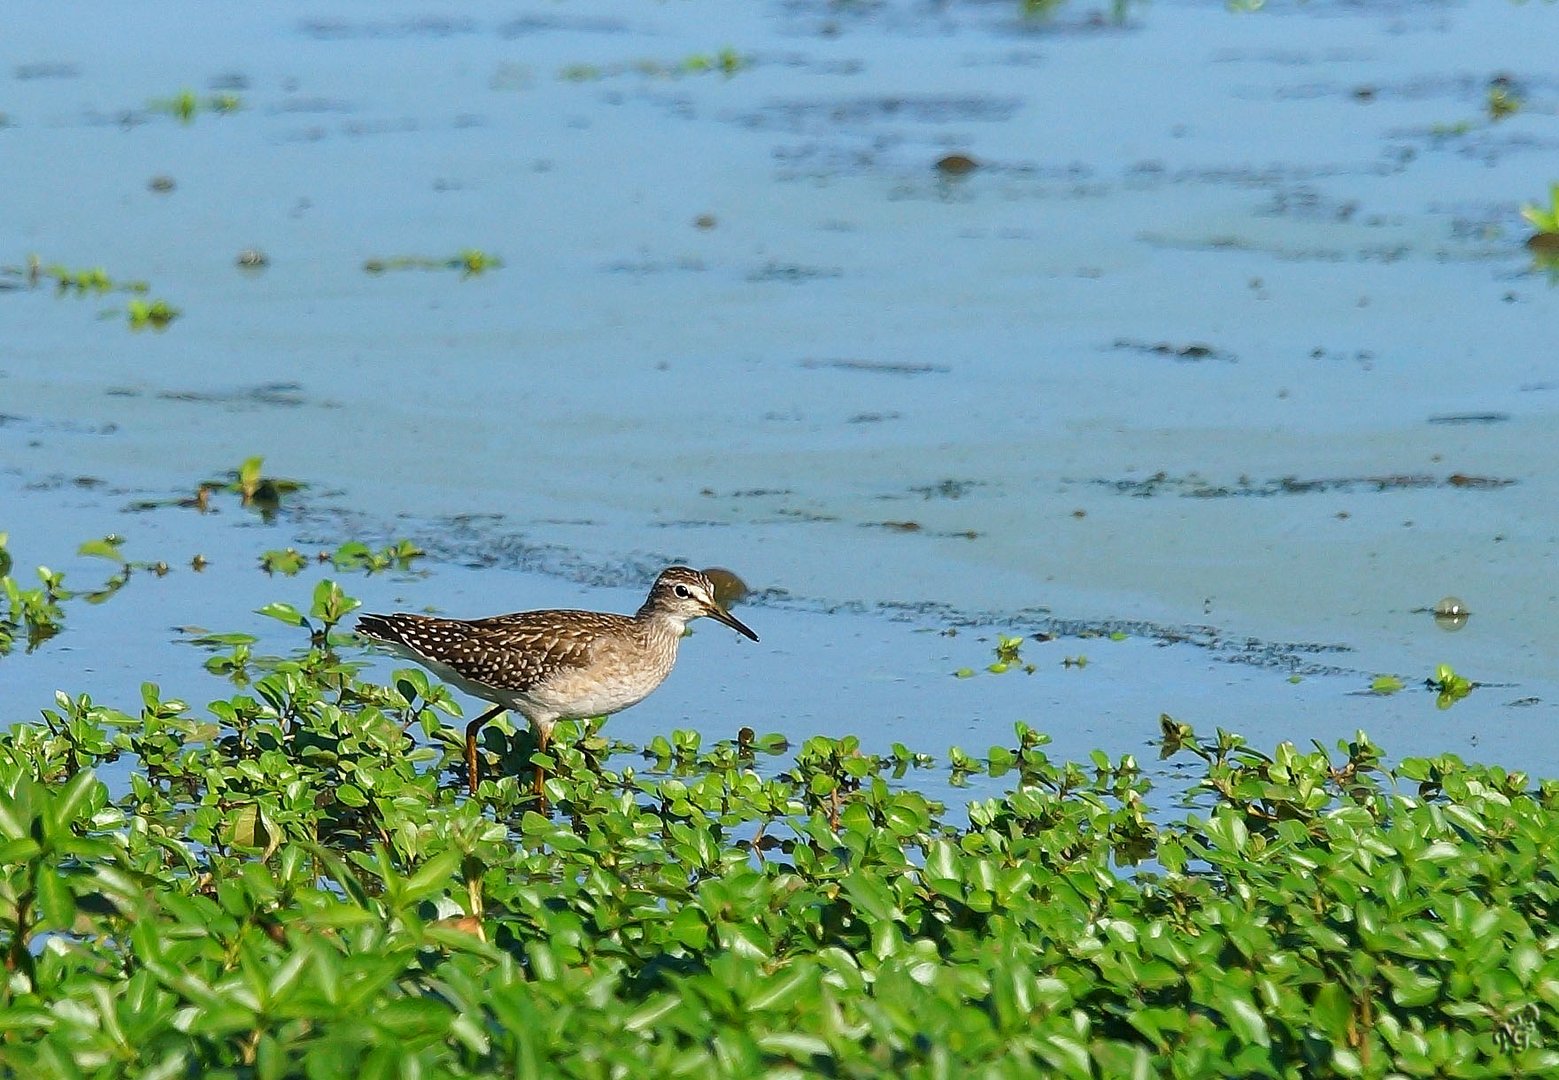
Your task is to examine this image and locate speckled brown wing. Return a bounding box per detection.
[454,611,622,692]
[358,611,611,693]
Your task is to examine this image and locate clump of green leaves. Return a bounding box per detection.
[953,633,1041,677]
[261,540,424,577]
[126,297,180,330]
[259,547,310,576]
[40,265,142,294]
[148,88,243,123]
[0,533,164,655]
[987,633,1035,673]
[25,258,175,331]
[194,456,304,519]
[77,534,169,603]
[0,560,69,655]
[257,578,362,647]
[1429,662,1475,709]
[35,262,151,297]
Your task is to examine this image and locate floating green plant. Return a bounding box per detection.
[987,633,1038,674]
[126,297,179,330]
[1487,83,1521,121]
[259,547,310,576]
[679,47,746,77]
[561,47,748,82]
[1429,662,1475,709]
[0,532,163,655]
[185,456,305,521]
[148,88,243,124]
[363,249,503,278]
[38,264,149,295]
[77,535,169,604]
[260,541,422,578]
[1521,183,1559,265]
[0,562,68,654]
[1369,674,1405,695]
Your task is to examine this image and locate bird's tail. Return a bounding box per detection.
[355,613,402,644]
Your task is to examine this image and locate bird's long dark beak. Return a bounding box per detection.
[708,603,759,642]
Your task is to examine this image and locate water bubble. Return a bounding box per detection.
[1433,595,1469,632]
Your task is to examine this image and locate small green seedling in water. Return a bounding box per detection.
[988,634,1024,673]
[206,457,304,518]
[1429,663,1475,709]
[257,579,362,648]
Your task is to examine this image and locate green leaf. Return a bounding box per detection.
[77,537,127,564]
[756,1032,830,1061]
[34,865,77,929]
[1222,994,1270,1047]
[255,602,306,626]
[403,850,462,904]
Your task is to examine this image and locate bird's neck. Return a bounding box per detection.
[637,607,690,645]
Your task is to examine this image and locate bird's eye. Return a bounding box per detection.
[673,584,691,599]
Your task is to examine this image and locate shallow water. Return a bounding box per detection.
[3,0,1556,783]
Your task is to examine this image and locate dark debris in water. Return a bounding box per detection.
[297,17,479,40]
[0,413,117,437]
[748,262,842,284]
[1112,338,1233,363]
[1088,472,1516,498]
[496,15,630,37]
[14,62,79,81]
[1426,412,1509,425]
[861,521,978,539]
[906,479,984,500]
[739,94,1023,136]
[800,358,948,376]
[103,382,322,410]
[700,488,795,499]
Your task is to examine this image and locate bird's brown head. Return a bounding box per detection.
[644,566,759,641]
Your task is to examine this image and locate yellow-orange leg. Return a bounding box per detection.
[465,705,506,794]
[533,726,552,798]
